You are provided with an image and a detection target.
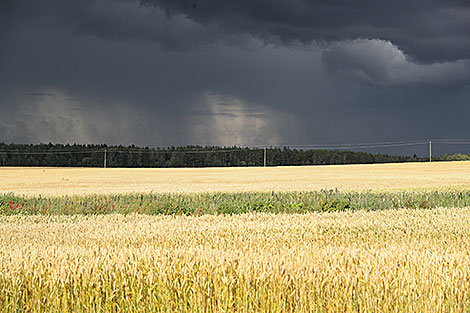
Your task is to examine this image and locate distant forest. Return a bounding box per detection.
[0,143,431,168]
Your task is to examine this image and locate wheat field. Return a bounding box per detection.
[2,161,470,196]
[1,209,470,312]
[3,162,470,312]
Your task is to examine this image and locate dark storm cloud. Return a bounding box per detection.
[69,0,225,51]
[33,0,468,86]
[5,0,466,62]
[0,0,254,51]
[3,0,469,86]
[140,0,470,62]
[322,39,470,86]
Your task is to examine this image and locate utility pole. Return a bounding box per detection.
[263,147,267,167]
[104,149,107,168]
[429,140,432,162]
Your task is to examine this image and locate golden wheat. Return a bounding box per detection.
[2,161,470,196]
[1,208,470,312]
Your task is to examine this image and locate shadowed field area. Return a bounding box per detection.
[2,161,470,196]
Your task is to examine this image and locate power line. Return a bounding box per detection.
[432,138,470,142]
[2,139,470,156]
[114,148,259,154]
[267,140,428,148]
[433,141,470,145]
[0,150,104,155]
[269,142,427,150]
[0,148,261,155]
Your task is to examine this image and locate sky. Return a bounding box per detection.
[1,0,470,156]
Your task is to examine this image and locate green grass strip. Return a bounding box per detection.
[1,190,470,216]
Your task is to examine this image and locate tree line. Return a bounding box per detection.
[0,143,429,167]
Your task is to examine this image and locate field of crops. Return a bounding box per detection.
[2,161,470,196]
[2,163,470,312]
[1,209,470,312]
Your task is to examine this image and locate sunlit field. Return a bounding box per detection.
[1,209,470,312]
[2,162,470,312]
[2,161,470,196]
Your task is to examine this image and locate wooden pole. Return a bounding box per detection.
[264,147,267,167]
[429,140,432,162]
[104,149,107,168]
